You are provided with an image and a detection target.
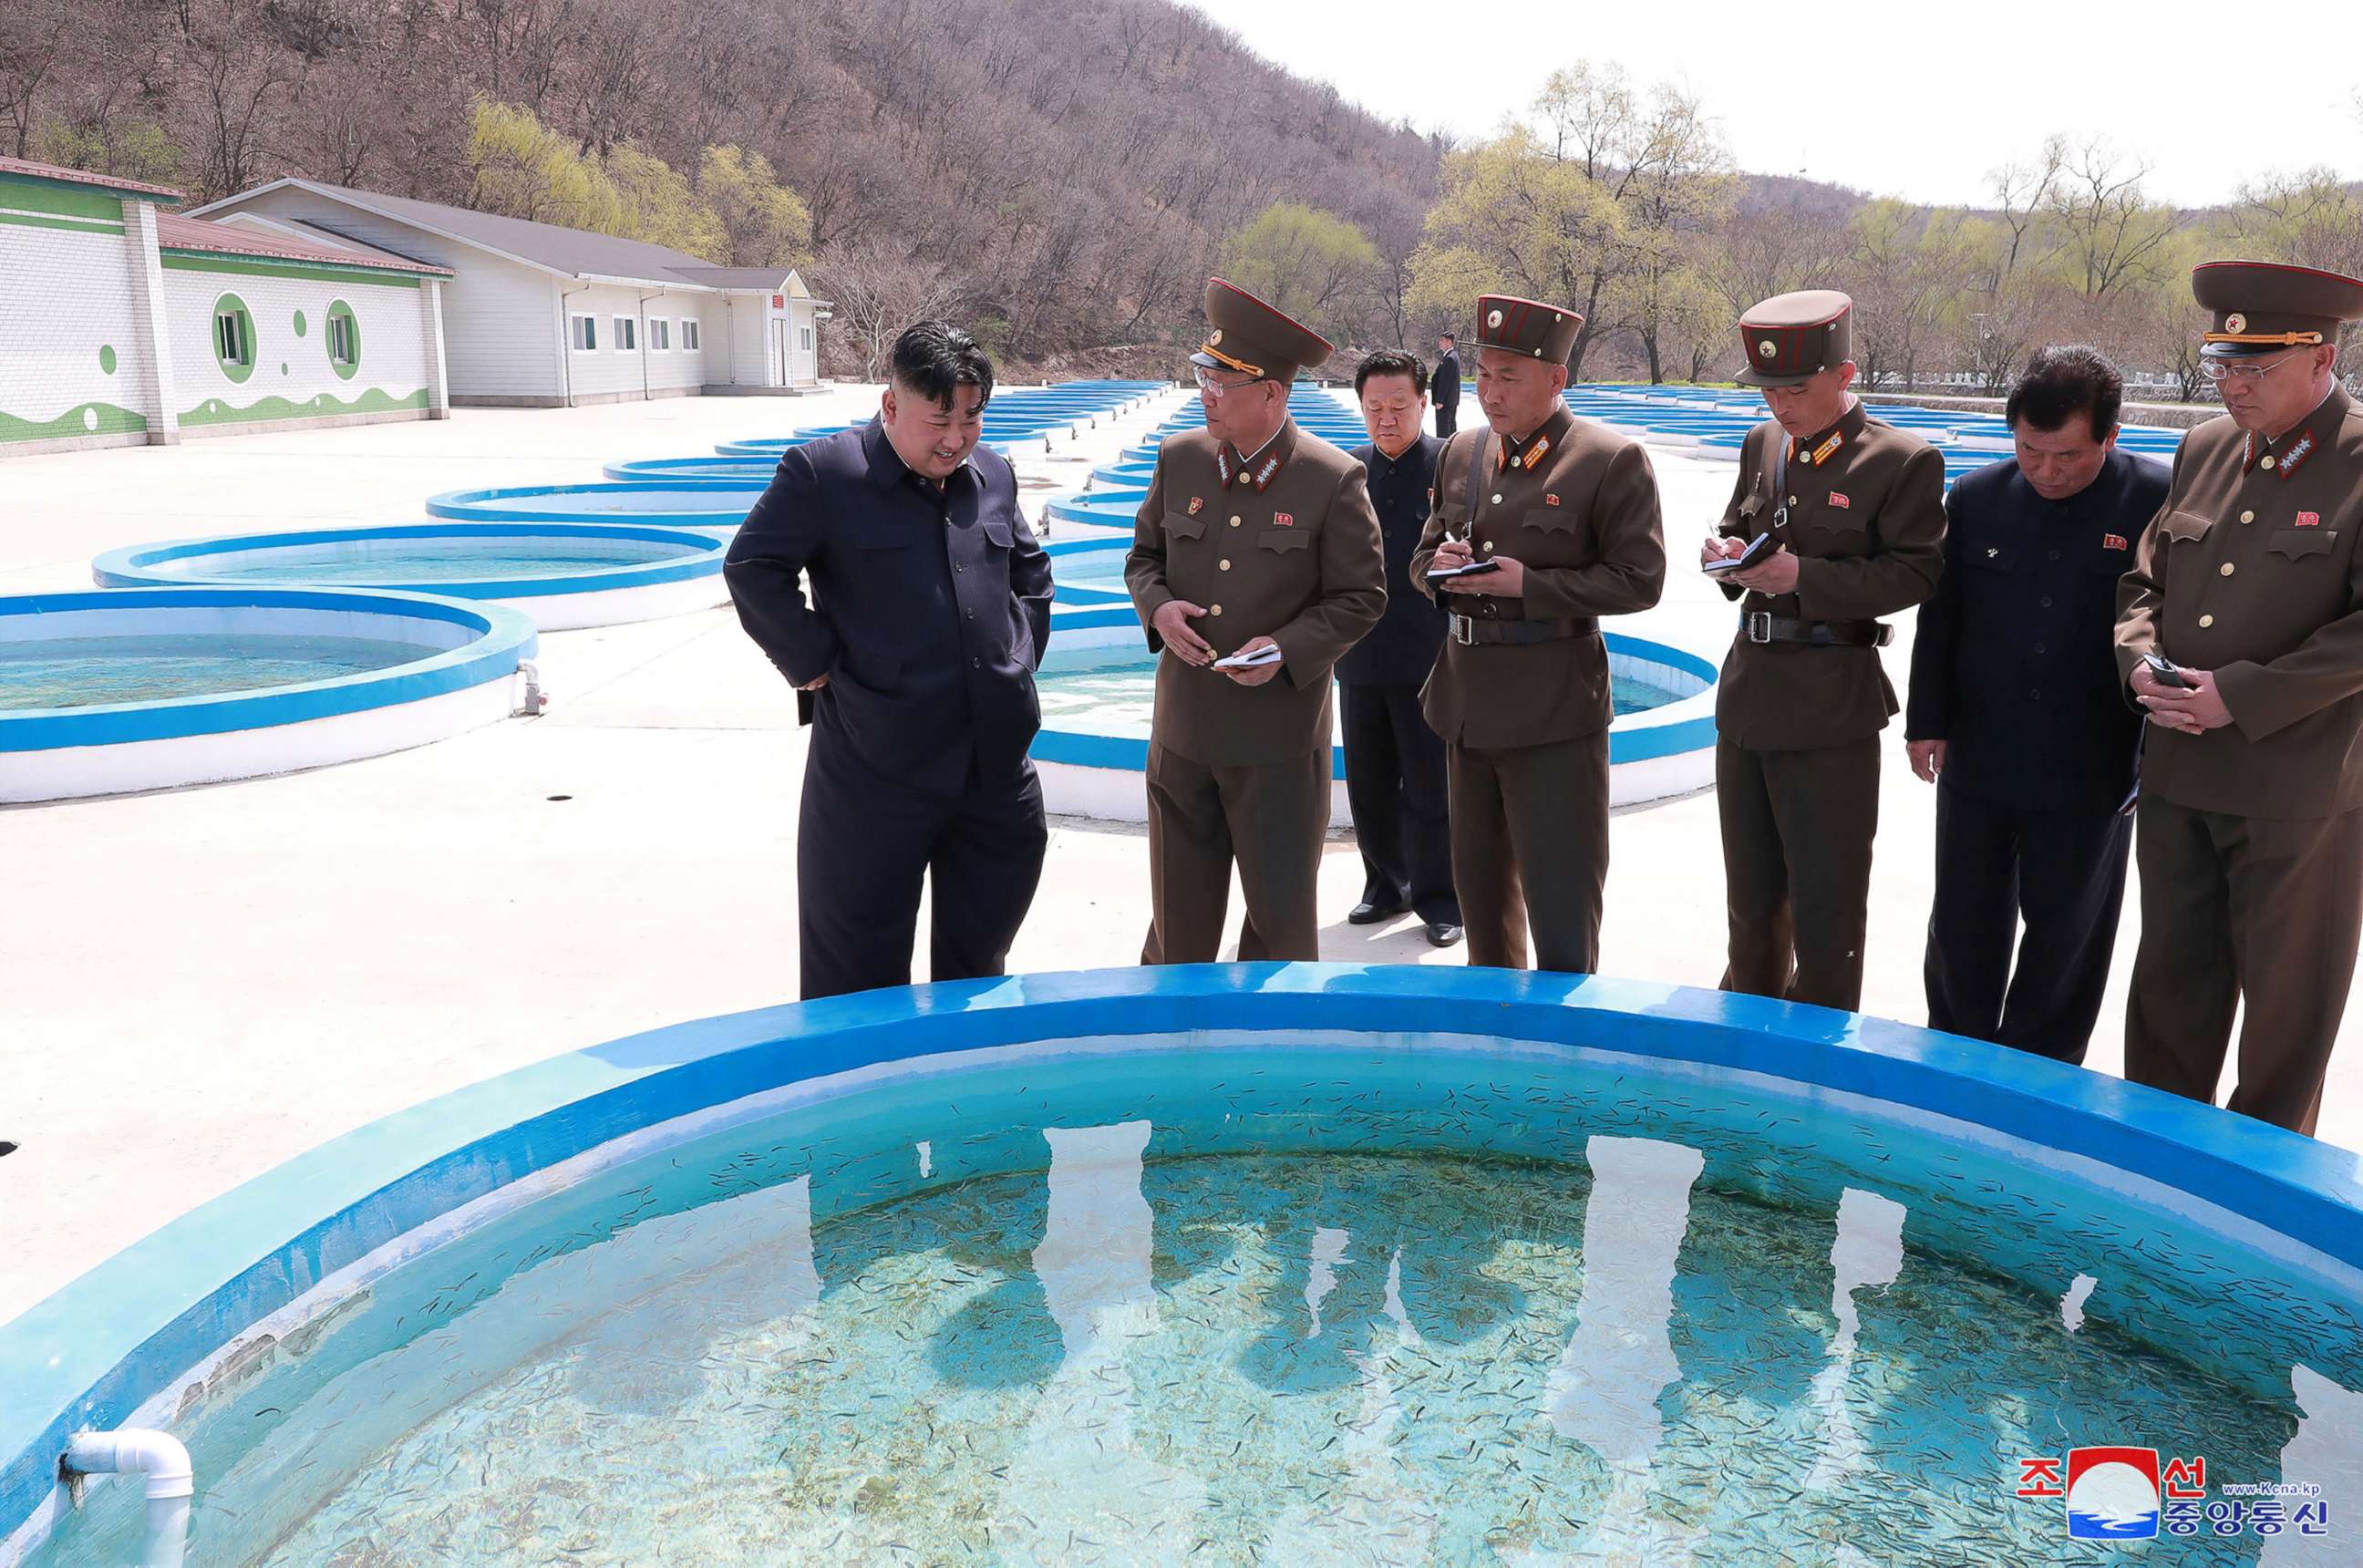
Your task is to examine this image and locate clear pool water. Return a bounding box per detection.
[0,634,433,709]
[1037,645,1682,739]
[34,1042,2358,1565]
[176,540,707,585]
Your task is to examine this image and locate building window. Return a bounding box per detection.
[325,299,361,381]
[212,294,255,384]
[570,315,597,352]
[682,318,701,351]
[800,325,813,352]
[649,318,670,351]
[614,315,637,351]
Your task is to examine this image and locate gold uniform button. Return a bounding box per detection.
[2200,614,2215,627]
[1218,560,1231,571]
[2240,510,2255,523]
[1209,604,1223,615]
[1788,495,1799,507]
[1482,541,1495,552]
[2220,562,2235,576]
[2262,454,2277,469]
[1229,514,1242,526]
[1490,493,1503,504]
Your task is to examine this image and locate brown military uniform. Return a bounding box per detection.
[2113,260,2363,1134]
[1408,295,1665,970]
[1714,291,1946,1010]
[1127,280,1386,965]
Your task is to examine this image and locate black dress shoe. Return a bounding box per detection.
[1425,922,1464,948]
[1348,899,1410,924]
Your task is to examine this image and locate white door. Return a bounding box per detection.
[793,317,817,384]
[768,319,787,387]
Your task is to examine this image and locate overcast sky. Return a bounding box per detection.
[1181,0,2363,209]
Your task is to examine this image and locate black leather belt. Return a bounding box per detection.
[1450,613,1592,646]
[1743,612,1892,648]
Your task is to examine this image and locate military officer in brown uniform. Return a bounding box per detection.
[1704,290,1947,1010]
[2115,260,2363,1135]
[1126,279,1387,964]
[1409,294,1666,971]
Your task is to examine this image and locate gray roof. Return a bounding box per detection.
[189,178,816,296]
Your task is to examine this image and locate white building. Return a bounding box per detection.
[188,179,830,407]
[2,157,453,455]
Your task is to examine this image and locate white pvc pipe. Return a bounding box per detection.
[63,1429,192,1568]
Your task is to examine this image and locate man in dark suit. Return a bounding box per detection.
[1906,346,2166,1063]
[1342,349,1461,945]
[1431,332,1461,438]
[725,321,1054,999]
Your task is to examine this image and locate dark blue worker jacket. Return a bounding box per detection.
[725,417,1054,797]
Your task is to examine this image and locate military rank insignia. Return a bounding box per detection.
[2104,533,2130,551]
[1811,433,1843,465]
[1521,436,1552,470]
[1187,497,1203,516]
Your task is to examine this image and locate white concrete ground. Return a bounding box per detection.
[4,387,2360,1329]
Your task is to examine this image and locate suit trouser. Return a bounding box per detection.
[1143,741,1330,964]
[1448,730,1610,972]
[1718,735,1880,1011]
[2125,796,2363,1135]
[1341,680,1460,925]
[1923,783,2131,1064]
[798,738,1047,1000]
[1434,403,1457,439]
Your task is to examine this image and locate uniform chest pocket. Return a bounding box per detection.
[1519,505,1575,536]
[1257,527,1312,552]
[980,519,1014,550]
[2160,509,2213,544]
[1794,515,1868,558]
[2268,527,2336,560]
[1162,510,1207,542]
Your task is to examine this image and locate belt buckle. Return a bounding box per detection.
[1746,611,1772,645]
[1451,613,1474,645]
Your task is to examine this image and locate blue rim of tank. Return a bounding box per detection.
[424,482,762,529]
[89,523,726,601]
[1044,538,1130,605]
[3,960,2357,1544]
[0,587,539,751]
[1031,612,1718,773]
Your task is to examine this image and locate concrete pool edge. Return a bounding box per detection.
[4,962,2361,1556]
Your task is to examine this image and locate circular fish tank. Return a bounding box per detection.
[0,587,538,802]
[603,457,778,483]
[1030,614,1716,821]
[1046,538,1132,606]
[425,482,762,534]
[90,524,727,632]
[6,966,2356,1565]
[1045,491,1144,531]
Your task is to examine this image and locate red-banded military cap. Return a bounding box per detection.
[2193,260,2363,358]
[1473,294,1582,364]
[1189,278,1333,383]
[1735,290,1852,387]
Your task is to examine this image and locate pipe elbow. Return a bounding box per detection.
[65,1429,194,1501]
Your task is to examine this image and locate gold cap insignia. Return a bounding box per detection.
[1758,338,1778,357]
[2224,313,2245,333]
[1486,308,1503,329]
[1207,328,1223,346]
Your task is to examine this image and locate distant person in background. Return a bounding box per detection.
[725,321,1053,1000]
[1905,346,2164,1064]
[1341,349,1461,946]
[1431,332,1461,438]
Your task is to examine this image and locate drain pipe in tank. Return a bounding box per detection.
[62,1428,193,1568]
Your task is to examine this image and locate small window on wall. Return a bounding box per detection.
[682,319,701,351]
[571,315,597,351]
[325,300,361,381]
[800,325,813,351]
[614,316,636,351]
[212,294,255,384]
[649,318,670,351]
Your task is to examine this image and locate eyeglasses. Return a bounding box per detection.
[2202,351,2306,385]
[1194,366,1268,398]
